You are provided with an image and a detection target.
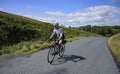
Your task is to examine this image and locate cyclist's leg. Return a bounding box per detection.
[58,36,65,53]
[54,40,59,54]
[58,39,65,49]
[58,39,62,45]
[54,45,58,55]
[58,36,65,45]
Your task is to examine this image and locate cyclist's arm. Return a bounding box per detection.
[49,29,55,40]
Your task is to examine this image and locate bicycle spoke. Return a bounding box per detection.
[47,47,55,63]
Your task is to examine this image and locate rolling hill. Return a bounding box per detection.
[0,11,98,56]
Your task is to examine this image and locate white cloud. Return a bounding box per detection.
[19,5,120,27]
[0,8,3,11]
[40,5,120,27]
[45,11,66,16]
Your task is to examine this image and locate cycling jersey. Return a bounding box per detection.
[52,28,65,39]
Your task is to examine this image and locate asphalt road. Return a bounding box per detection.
[0,38,119,74]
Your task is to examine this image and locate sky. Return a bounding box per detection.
[0,0,120,27]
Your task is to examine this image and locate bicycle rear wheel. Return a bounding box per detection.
[47,46,55,64]
[59,44,65,58]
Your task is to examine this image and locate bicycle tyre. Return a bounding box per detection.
[47,46,55,64]
[59,44,65,58]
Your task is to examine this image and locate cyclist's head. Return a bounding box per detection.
[54,23,59,29]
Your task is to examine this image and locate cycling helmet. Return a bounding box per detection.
[54,23,59,27]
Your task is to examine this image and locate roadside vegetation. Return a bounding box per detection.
[76,25,120,37]
[108,33,120,66]
[0,11,99,57]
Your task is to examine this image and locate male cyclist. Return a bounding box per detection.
[48,23,65,45]
[48,23,65,54]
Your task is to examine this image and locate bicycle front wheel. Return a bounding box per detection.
[47,46,55,64]
[59,44,65,58]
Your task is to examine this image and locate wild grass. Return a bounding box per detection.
[0,33,100,58]
[0,40,53,58]
[108,33,120,63]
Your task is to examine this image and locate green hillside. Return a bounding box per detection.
[0,11,53,46]
[0,11,99,57]
[108,33,120,65]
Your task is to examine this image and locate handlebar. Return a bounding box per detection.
[47,38,59,44]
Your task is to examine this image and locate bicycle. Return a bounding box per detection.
[47,39,65,64]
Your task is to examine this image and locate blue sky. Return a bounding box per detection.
[0,0,120,27]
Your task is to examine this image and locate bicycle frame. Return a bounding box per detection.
[47,39,65,64]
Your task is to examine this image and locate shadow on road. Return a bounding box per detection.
[51,55,86,65]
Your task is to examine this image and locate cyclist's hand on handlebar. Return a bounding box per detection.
[46,38,51,42]
[55,40,59,43]
[46,39,50,42]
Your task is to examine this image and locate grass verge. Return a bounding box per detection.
[0,41,53,58]
[108,33,120,69]
[0,34,100,58]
